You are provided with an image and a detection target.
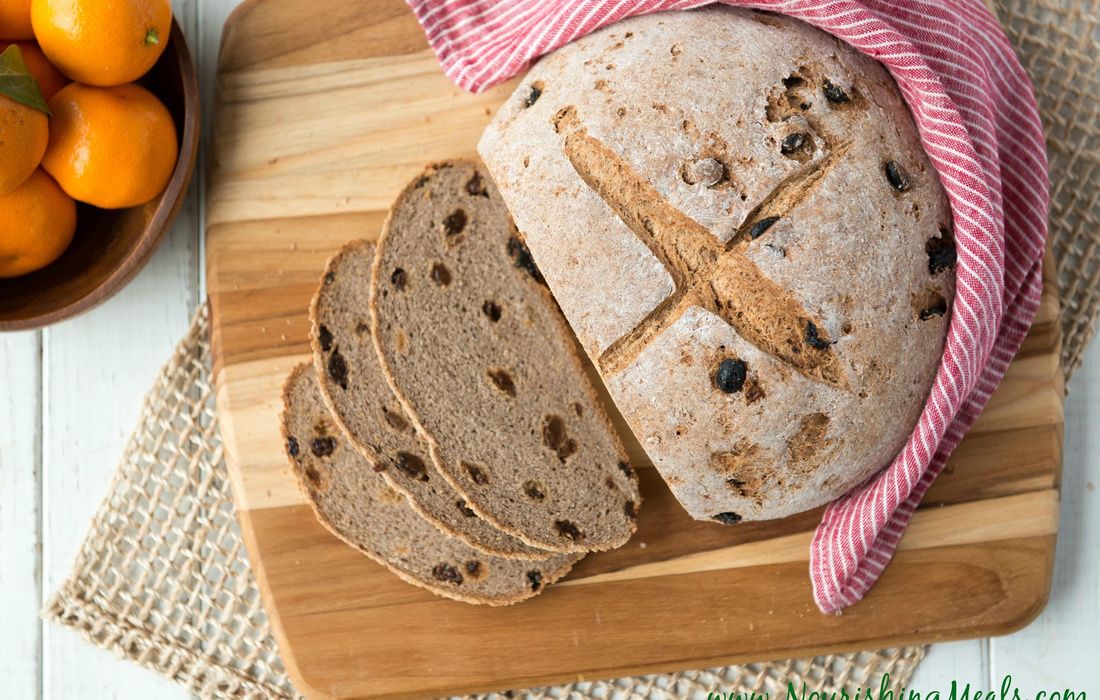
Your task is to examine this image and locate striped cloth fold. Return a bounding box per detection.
[405,0,1050,613]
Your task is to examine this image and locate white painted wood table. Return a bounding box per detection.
[0,1,1097,697]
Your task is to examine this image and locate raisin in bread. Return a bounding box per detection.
[370,160,641,553]
[478,7,955,522]
[311,240,554,560]
[281,364,579,605]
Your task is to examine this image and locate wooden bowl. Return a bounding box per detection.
[0,18,200,331]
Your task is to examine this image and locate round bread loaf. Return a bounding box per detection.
[478,7,955,522]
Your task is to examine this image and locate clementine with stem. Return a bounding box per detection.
[31,0,172,86]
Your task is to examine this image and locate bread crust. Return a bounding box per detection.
[479,7,954,522]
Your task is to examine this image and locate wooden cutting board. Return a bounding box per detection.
[206,1,1063,698]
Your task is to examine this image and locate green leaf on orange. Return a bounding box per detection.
[0,45,51,115]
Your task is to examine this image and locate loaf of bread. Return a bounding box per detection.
[479,7,955,522]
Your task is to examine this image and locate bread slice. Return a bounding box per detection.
[310,240,554,560]
[280,364,579,605]
[370,160,640,553]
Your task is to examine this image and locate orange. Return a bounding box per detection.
[0,169,77,278]
[0,0,34,40]
[0,90,48,194]
[30,0,171,86]
[15,41,68,99]
[43,82,178,209]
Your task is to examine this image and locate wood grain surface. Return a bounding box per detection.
[206,1,1063,698]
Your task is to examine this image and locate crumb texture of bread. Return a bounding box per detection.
[478,7,955,522]
[280,364,579,605]
[370,160,641,553]
[310,239,555,560]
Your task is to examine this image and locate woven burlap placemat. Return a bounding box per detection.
[42,304,930,699]
[1000,0,1100,376]
[42,1,1098,697]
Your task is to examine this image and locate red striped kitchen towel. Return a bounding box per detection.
[405,0,1050,614]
